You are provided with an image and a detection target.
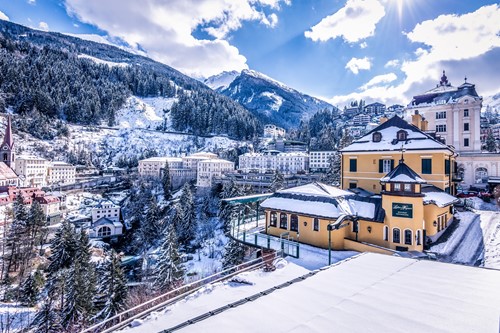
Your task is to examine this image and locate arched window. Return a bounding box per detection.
[404,229,412,245]
[397,130,408,141]
[393,228,400,243]
[97,226,112,237]
[372,132,382,142]
[280,213,288,229]
[270,211,277,227]
[383,226,389,241]
[290,214,298,231]
[475,167,488,184]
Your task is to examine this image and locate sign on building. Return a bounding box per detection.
[392,203,413,218]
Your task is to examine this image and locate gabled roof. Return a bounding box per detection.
[380,160,426,184]
[340,116,451,153]
[261,182,385,222]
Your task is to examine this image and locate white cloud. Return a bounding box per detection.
[304,0,385,43]
[38,21,49,31]
[359,42,367,49]
[330,4,500,106]
[360,73,397,90]
[384,59,400,68]
[0,10,9,21]
[27,0,36,5]
[64,0,288,78]
[345,57,371,74]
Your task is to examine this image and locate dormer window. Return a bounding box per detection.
[397,130,408,141]
[372,132,382,142]
[393,183,401,191]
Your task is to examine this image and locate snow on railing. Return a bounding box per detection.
[80,251,277,333]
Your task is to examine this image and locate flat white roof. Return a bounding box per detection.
[139,157,183,163]
[171,253,500,333]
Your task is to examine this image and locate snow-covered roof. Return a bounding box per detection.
[279,183,353,198]
[341,116,452,152]
[149,253,500,333]
[380,161,426,184]
[423,191,459,207]
[140,157,183,163]
[261,183,384,221]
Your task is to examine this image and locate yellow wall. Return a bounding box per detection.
[424,204,453,237]
[382,194,425,251]
[265,210,347,249]
[343,239,395,255]
[341,151,456,194]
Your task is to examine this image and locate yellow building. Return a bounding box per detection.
[340,115,459,195]
[260,165,457,254]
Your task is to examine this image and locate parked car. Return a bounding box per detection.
[456,190,477,198]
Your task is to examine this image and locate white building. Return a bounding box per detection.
[91,200,120,223]
[14,155,48,187]
[197,159,235,187]
[309,151,336,172]
[404,71,500,188]
[89,217,123,239]
[182,152,217,170]
[138,157,183,177]
[263,124,286,138]
[47,161,76,185]
[352,114,371,125]
[0,162,19,187]
[238,151,309,174]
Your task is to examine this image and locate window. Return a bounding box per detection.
[404,184,412,192]
[397,130,408,141]
[313,218,319,231]
[2,153,6,161]
[404,230,412,245]
[270,211,277,227]
[352,220,358,233]
[464,138,469,147]
[421,159,432,174]
[393,183,401,191]
[372,132,382,142]
[445,159,450,175]
[379,159,394,173]
[416,230,422,245]
[464,109,469,117]
[383,226,389,241]
[97,226,112,237]
[436,111,446,119]
[393,228,401,243]
[436,124,447,132]
[475,167,488,184]
[349,182,357,189]
[464,123,469,131]
[279,213,288,229]
[349,159,357,172]
[290,214,298,232]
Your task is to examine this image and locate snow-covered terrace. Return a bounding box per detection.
[121,253,500,333]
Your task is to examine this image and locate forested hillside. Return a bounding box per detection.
[0,20,261,140]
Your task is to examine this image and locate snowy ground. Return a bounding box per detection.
[0,303,36,332]
[431,200,500,269]
[115,96,176,130]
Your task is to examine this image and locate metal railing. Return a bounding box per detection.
[80,252,276,333]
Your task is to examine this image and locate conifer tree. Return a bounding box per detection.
[484,129,497,152]
[176,183,197,246]
[47,220,79,275]
[4,194,28,275]
[222,238,246,270]
[19,269,44,307]
[154,224,184,292]
[324,152,341,186]
[61,231,97,329]
[30,297,62,333]
[94,251,128,321]
[162,161,172,201]
[270,169,285,192]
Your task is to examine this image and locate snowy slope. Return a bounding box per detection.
[206,69,336,129]
[115,96,177,130]
[203,70,239,91]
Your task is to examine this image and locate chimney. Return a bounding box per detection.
[421,119,428,131]
[411,110,422,129]
[379,116,388,124]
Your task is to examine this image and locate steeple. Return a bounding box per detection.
[2,115,14,150]
[439,70,449,86]
[1,115,15,169]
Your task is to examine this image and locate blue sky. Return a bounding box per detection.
[0,0,499,107]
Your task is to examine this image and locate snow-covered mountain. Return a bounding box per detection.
[205,69,337,129]
[484,92,500,113]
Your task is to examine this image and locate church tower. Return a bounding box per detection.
[1,115,15,169]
